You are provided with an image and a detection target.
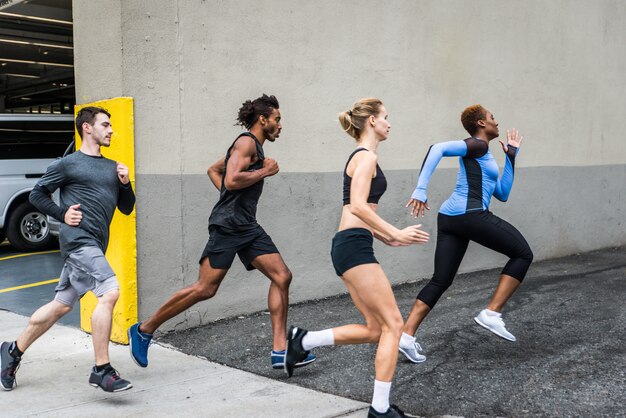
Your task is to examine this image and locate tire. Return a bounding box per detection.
[0,230,5,244]
[6,201,57,252]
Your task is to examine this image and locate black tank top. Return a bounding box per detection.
[343,148,387,205]
[208,132,265,231]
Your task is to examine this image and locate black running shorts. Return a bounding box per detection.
[200,225,279,271]
[330,228,378,276]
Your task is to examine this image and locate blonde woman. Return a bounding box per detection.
[285,98,429,418]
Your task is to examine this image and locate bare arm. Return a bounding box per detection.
[349,153,428,245]
[207,157,226,190]
[223,137,278,190]
[371,229,412,247]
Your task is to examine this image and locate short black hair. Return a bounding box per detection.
[235,94,279,130]
[75,106,111,138]
[461,104,487,136]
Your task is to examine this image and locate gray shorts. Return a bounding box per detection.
[54,246,119,307]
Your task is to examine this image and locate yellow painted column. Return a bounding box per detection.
[75,97,137,344]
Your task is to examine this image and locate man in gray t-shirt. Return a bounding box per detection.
[1,107,136,393]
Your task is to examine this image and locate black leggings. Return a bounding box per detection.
[417,211,533,309]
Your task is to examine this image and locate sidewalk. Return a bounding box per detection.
[0,310,367,417]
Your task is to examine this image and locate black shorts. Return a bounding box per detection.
[200,225,279,271]
[330,228,378,276]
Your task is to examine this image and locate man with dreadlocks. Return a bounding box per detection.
[127,94,315,371]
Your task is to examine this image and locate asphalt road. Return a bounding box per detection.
[0,242,80,327]
[160,246,626,417]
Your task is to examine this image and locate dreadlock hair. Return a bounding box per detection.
[236,94,280,130]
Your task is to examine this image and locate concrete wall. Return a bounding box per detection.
[73,0,626,330]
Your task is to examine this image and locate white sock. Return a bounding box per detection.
[400,332,415,347]
[371,380,392,413]
[301,329,334,351]
[485,308,502,317]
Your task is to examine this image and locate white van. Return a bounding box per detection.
[0,114,74,251]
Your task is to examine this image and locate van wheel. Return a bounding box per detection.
[0,231,5,244]
[6,202,56,252]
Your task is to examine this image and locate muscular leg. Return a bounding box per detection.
[16,300,72,353]
[339,263,404,382]
[140,259,229,334]
[329,269,382,345]
[402,300,431,337]
[91,289,119,365]
[487,274,521,312]
[251,253,292,351]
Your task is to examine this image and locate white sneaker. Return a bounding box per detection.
[474,309,516,342]
[398,336,427,363]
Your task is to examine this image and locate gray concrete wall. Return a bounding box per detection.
[73,0,626,330]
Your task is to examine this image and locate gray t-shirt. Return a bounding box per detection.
[30,151,135,258]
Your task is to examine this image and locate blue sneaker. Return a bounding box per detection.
[271,349,316,370]
[128,322,153,368]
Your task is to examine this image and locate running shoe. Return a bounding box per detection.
[128,322,153,367]
[284,326,310,377]
[398,336,426,364]
[474,309,516,342]
[271,349,316,369]
[1,341,21,391]
[368,404,407,417]
[89,365,132,392]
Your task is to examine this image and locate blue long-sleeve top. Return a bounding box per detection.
[411,137,518,216]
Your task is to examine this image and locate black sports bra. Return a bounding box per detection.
[342,148,387,205]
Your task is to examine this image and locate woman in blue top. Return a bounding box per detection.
[399,105,533,363]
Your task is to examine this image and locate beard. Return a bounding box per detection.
[264,127,280,142]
